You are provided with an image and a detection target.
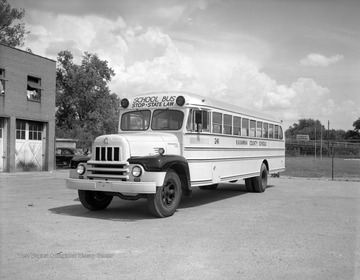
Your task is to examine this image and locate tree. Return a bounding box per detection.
[0,0,29,47]
[344,117,360,140]
[56,51,120,146]
[285,119,324,140]
[353,117,360,131]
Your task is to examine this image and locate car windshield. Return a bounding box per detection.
[75,149,83,155]
[151,109,184,130]
[121,110,151,131]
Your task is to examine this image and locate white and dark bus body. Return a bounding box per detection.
[67,92,285,217]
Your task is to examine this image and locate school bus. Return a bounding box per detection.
[66,91,285,217]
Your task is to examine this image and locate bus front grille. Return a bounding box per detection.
[95,147,121,161]
[86,161,129,180]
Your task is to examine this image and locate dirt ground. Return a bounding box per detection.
[0,171,359,280]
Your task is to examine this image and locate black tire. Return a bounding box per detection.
[245,178,254,192]
[199,184,218,190]
[252,163,268,193]
[147,170,182,218]
[78,190,113,211]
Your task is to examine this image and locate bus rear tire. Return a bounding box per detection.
[245,178,254,192]
[252,163,268,193]
[245,163,268,193]
[78,190,113,210]
[147,170,182,218]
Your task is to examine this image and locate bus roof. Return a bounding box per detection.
[124,91,282,124]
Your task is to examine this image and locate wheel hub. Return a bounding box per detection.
[162,182,176,206]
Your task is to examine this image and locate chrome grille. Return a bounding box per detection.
[87,161,129,180]
[89,146,128,180]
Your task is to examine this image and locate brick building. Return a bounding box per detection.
[0,44,56,172]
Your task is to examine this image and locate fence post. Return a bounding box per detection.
[331,142,334,181]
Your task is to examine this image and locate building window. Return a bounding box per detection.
[27,76,42,101]
[0,118,3,138]
[16,120,26,139]
[0,68,5,95]
[29,122,42,140]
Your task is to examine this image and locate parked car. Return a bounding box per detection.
[69,148,91,169]
[56,147,83,167]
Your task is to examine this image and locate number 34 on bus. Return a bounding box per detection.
[66,92,285,218]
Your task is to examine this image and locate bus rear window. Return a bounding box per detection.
[121,110,151,131]
[152,109,184,130]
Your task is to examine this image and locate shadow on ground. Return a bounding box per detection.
[49,182,273,221]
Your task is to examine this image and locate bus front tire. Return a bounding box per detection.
[147,170,182,218]
[78,190,113,210]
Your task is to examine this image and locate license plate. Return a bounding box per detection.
[96,181,112,189]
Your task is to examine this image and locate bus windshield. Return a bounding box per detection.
[151,109,184,130]
[121,110,151,131]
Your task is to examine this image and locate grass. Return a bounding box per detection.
[283,156,360,180]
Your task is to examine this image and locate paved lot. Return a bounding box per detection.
[0,171,359,280]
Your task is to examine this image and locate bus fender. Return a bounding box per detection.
[128,155,192,196]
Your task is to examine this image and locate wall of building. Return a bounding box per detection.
[0,44,56,172]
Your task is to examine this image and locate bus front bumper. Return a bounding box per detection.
[66,178,157,194]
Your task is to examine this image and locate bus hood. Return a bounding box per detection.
[93,133,180,160]
[124,133,180,157]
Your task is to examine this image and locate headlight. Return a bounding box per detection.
[132,166,142,177]
[77,164,86,175]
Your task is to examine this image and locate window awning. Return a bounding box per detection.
[27,81,43,89]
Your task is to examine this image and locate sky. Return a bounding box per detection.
[9,0,360,130]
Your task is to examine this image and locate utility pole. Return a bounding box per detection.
[328,120,330,157]
[320,124,323,160]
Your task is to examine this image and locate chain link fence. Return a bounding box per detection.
[286,139,360,159]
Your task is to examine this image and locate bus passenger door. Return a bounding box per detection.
[194,110,209,132]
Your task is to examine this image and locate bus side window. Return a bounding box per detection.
[256,121,262,138]
[269,124,274,138]
[224,114,232,135]
[186,109,194,131]
[212,112,222,134]
[250,120,256,137]
[242,118,249,136]
[275,125,279,139]
[233,116,241,135]
[263,123,268,138]
[202,111,209,132]
[279,126,283,140]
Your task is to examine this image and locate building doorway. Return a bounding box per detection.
[15,120,44,171]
